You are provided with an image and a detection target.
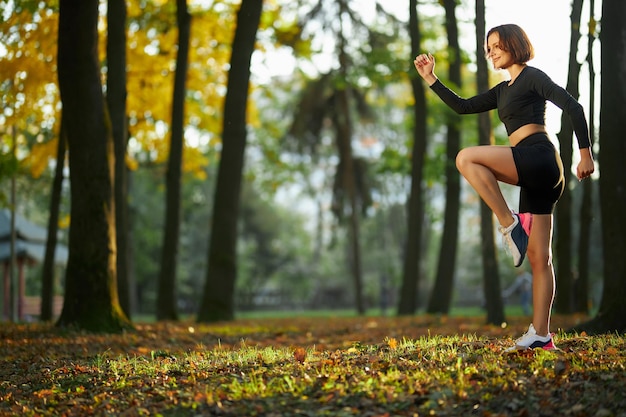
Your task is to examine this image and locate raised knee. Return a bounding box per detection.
[455,148,470,172]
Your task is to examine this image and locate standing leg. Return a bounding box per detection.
[526,214,555,337]
[504,214,556,351]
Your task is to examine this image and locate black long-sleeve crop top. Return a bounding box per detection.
[429,66,591,149]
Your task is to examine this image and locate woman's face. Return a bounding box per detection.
[486,32,514,70]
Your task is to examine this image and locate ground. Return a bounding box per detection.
[1,314,624,416]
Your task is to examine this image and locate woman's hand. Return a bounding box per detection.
[414,53,438,85]
[576,148,595,180]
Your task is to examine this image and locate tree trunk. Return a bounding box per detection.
[197,0,262,322]
[107,0,133,318]
[333,88,364,315]
[397,0,428,316]
[40,120,66,321]
[573,0,626,334]
[156,0,191,321]
[427,0,461,314]
[56,0,131,332]
[575,0,597,314]
[475,0,505,325]
[554,0,583,314]
[575,179,593,313]
[335,0,364,315]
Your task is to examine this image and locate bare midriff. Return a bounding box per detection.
[509,123,547,147]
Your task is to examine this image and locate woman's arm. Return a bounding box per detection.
[532,68,593,150]
[414,53,498,114]
[530,68,595,179]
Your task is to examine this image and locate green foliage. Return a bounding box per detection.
[0,151,17,205]
[0,150,18,180]
[377,146,411,176]
[129,161,321,315]
[0,0,56,17]
[130,164,217,315]
[238,183,314,293]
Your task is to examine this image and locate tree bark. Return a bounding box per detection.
[573,0,626,334]
[107,0,133,318]
[427,0,461,314]
[554,0,583,314]
[197,0,262,322]
[335,0,364,315]
[475,0,505,325]
[40,119,66,321]
[397,0,428,316]
[156,0,191,321]
[56,0,131,332]
[575,0,597,314]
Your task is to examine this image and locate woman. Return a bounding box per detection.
[414,24,594,351]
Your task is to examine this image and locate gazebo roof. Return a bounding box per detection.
[0,209,68,265]
[0,209,47,242]
[0,239,68,265]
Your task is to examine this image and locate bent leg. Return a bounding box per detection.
[456,146,519,227]
[526,214,555,337]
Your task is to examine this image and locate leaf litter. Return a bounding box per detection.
[1,314,625,416]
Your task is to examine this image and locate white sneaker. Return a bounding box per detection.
[505,324,556,352]
[499,214,529,267]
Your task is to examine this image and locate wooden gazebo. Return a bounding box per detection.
[0,209,67,321]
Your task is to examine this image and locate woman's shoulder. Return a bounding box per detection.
[523,65,552,81]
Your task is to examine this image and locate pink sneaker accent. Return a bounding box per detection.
[541,335,557,351]
[516,212,533,236]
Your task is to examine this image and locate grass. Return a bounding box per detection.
[1,314,624,416]
[167,306,533,321]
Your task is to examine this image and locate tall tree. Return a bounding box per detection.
[427,0,461,314]
[397,0,428,315]
[197,0,263,322]
[56,0,131,331]
[575,0,598,314]
[40,121,66,321]
[333,0,364,314]
[554,0,584,314]
[156,0,191,321]
[284,78,374,315]
[574,0,626,334]
[0,2,61,321]
[107,0,133,317]
[281,1,393,314]
[475,0,504,325]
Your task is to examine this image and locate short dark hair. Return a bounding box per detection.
[486,24,534,64]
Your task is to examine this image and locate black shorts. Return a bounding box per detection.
[511,133,564,214]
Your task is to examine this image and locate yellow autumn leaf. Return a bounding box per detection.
[183,146,209,180]
[23,138,62,179]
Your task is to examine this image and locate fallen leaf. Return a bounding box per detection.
[294,347,307,363]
